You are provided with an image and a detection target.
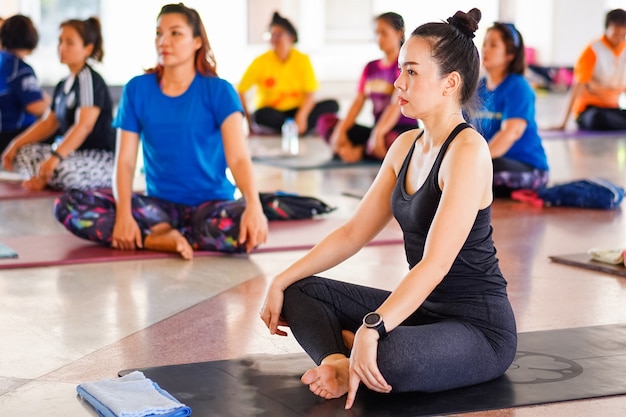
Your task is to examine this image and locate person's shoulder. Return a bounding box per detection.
[384,128,422,170]
[252,50,275,63]
[125,73,157,88]
[504,74,533,92]
[0,52,28,75]
[196,74,235,89]
[81,64,111,85]
[363,59,382,71]
[447,125,490,160]
[0,50,16,66]
[291,48,312,61]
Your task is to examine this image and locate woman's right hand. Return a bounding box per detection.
[111,214,143,251]
[260,283,289,336]
[1,142,20,171]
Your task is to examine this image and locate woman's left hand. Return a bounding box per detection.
[239,203,269,252]
[37,156,60,184]
[345,326,392,409]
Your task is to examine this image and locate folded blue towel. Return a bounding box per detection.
[77,371,191,417]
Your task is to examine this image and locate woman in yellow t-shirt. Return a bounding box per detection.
[237,12,338,135]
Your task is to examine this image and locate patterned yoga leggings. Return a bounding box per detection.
[14,143,114,190]
[493,157,549,198]
[54,189,248,253]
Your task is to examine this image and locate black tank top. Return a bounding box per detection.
[390,123,507,300]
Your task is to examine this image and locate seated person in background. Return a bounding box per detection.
[556,8,626,131]
[1,17,115,191]
[237,11,339,135]
[476,22,549,197]
[54,3,268,259]
[0,15,50,154]
[316,12,415,163]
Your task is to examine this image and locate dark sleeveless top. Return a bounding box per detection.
[390,123,507,301]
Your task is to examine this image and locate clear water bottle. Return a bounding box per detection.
[281,118,299,155]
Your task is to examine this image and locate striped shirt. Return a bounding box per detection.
[51,64,115,151]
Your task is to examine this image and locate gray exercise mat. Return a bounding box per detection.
[252,154,381,171]
[119,323,626,416]
[550,253,626,277]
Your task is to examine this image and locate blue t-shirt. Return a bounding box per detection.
[0,51,44,132]
[476,74,548,171]
[114,73,243,205]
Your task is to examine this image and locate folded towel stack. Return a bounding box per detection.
[588,248,625,265]
[77,371,191,417]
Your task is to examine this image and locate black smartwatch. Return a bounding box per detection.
[363,312,387,339]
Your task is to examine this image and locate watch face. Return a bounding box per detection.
[364,312,381,326]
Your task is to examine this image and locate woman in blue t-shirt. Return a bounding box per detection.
[54,3,268,258]
[0,15,49,154]
[476,22,549,197]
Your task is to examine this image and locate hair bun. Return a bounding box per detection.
[446,8,481,39]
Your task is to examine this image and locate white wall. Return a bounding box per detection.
[6,0,626,87]
[507,0,626,66]
[16,0,500,87]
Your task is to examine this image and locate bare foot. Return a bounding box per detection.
[145,228,194,260]
[22,176,47,192]
[301,356,350,399]
[337,144,364,163]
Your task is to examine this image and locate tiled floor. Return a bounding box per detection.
[1,92,626,416]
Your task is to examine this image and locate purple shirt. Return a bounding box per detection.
[357,59,414,127]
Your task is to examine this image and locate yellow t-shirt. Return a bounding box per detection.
[237,49,318,111]
[573,35,626,116]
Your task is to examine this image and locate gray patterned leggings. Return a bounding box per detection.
[282,276,517,393]
[14,143,114,190]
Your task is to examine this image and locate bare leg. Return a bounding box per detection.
[144,223,194,260]
[342,330,355,351]
[301,353,350,399]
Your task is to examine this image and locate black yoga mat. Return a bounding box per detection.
[120,323,626,416]
[550,253,626,278]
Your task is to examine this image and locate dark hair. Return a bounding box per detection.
[60,17,104,62]
[605,8,626,28]
[410,8,481,111]
[489,22,526,75]
[270,11,298,42]
[146,3,217,80]
[0,14,39,51]
[376,12,405,46]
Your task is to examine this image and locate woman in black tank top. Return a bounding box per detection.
[260,8,517,409]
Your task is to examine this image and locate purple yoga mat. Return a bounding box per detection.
[539,129,626,140]
[0,218,403,269]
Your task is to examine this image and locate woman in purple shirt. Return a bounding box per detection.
[317,12,415,162]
